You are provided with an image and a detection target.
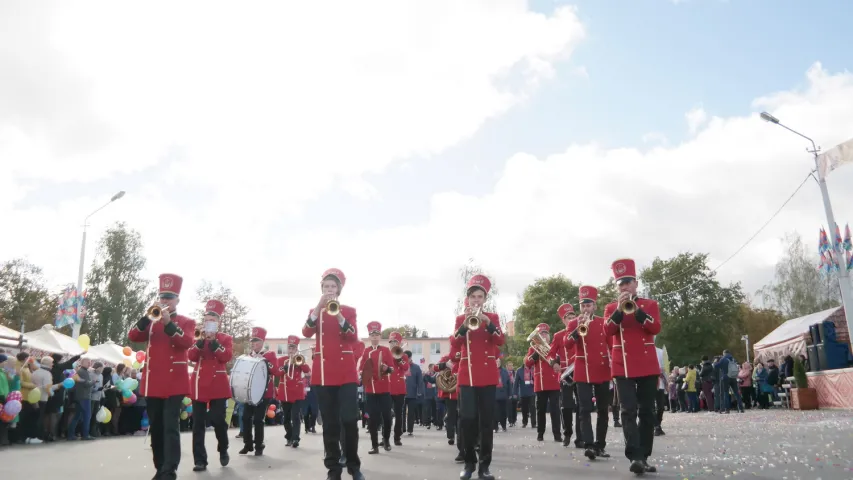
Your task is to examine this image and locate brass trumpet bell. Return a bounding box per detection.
[326,299,340,316]
[526,328,551,359]
[465,307,482,330]
[621,297,637,315]
[147,304,166,321]
[391,345,404,359]
[293,354,305,366]
[577,322,589,337]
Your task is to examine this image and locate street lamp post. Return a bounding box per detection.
[72,191,126,340]
[760,112,853,338]
[741,334,750,363]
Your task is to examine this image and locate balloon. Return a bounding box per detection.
[3,400,22,416]
[77,334,91,350]
[266,409,275,418]
[132,361,141,369]
[126,379,139,391]
[27,388,41,404]
[62,378,75,389]
[103,409,112,424]
[123,359,132,367]
[122,346,132,356]
[114,379,124,390]
[180,411,188,420]
[6,391,22,402]
[268,404,276,410]
[185,405,193,414]
[122,389,132,399]
[136,351,146,362]
[95,407,108,422]
[127,394,137,404]
[182,397,191,406]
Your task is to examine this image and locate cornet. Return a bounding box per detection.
[325,298,340,316]
[577,313,591,337]
[620,295,637,315]
[465,307,482,330]
[147,303,168,321]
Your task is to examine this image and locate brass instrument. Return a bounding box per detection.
[325,298,340,316]
[620,295,637,315]
[293,353,305,366]
[577,312,592,337]
[391,341,408,360]
[465,307,482,330]
[436,368,458,393]
[194,328,202,340]
[147,303,168,321]
[526,327,551,360]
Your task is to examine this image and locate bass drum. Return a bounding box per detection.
[230,355,269,406]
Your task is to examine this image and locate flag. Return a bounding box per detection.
[817,137,853,179]
[55,285,86,328]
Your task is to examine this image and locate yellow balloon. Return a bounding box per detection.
[27,388,42,403]
[77,334,90,350]
[123,358,132,367]
[180,411,188,420]
[103,409,112,424]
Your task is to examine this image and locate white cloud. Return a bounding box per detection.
[685,106,709,134]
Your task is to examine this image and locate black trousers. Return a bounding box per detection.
[392,394,405,440]
[242,398,269,448]
[615,375,658,462]
[191,399,228,466]
[494,399,507,429]
[444,398,462,453]
[404,398,419,433]
[576,382,610,450]
[282,400,303,442]
[317,383,360,474]
[460,385,496,470]
[509,399,518,425]
[366,393,392,447]
[519,396,534,426]
[146,395,184,475]
[422,398,437,425]
[560,383,580,440]
[655,389,666,427]
[536,390,560,438]
[611,385,621,423]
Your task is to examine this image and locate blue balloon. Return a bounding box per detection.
[122,389,132,399]
[185,405,193,414]
[62,378,75,389]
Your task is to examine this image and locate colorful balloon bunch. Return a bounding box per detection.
[0,390,23,423]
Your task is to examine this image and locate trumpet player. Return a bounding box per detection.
[525,323,561,443]
[451,274,505,480]
[277,336,310,448]
[188,299,234,472]
[301,268,363,480]
[547,304,581,447]
[563,286,612,461]
[387,331,407,447]
[603,259,662,475]
[127,273,195,480]
[359,321,395,454]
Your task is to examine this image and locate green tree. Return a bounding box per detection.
[734,302,785,359]
[757,232,841,319]
[381,324,422,339]
[641,252,745,365]
[193,280,254,362]
[0,258,55,332]
[513,274,581,338]
[83,222,154,345]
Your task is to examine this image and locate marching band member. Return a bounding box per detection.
[547,304,579,446]
[241,327,280,456]
[277,335,310,448]
[359,321,395,454]
[451,274,505,480]
[188,299,234,472]
[559,286,612,460]
[525,323,562,443]
[435,345,463,462]
[603,259,662,475]
[388,331,407,447]
[302,268,364,480]
[128,273,195,480]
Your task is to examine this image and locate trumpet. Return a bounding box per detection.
[620,295,637,315]
[194,328,202,340]
[325,298,340,316]
[147,303,168,321]
[577,312,592,337]
[465,307,482,330]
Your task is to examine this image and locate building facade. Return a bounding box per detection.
[263,336,452,368]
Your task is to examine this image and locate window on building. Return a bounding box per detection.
[430,342,441,354]
[264,343,270,352]
[411,343,423,355]
[277,344,284,354]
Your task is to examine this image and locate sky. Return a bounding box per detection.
[3,0,852,340]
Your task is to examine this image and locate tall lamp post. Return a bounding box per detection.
[741,334,750,364]
[760,112,853,338]
[72,191,126,340]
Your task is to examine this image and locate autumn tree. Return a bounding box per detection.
[0,258,55,332]
[757,232,841,319]
[733,302,786,359]
[641,252,745,365]
[381,324,422,339]
[193,280,254,362]
[83,223,154,345]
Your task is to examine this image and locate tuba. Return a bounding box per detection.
[620,295,637,315]
[465,307,482,330]
[526,327,551,359]
[325,298,340,316]
[436,369,458,394]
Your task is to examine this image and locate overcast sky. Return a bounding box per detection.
[3,1,852,339]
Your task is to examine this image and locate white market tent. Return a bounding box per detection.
[23,324,85,356]
[0,325,27,353]
[753,306,847,364]
[85,340,128,367]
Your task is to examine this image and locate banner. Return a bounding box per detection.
[55,285,86,328]
[818,137,853,179]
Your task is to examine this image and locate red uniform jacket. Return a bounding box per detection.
[187,333,233,402]
[247,349,281,399]
[128,314,195,399]
[359,345,395,395]
[524,346,560,392]
[603,298,662,378]
[302,305,359,387]
[276,356,310,403]
[563,316,611,384]
[547,329,575,371]
[450,312,505,387]
[390,355,409,395]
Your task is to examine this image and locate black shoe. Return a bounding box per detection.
[368,447,379,455]
[378,440,384,446]
[255,445,265,456]
[614,421,622,428]
[643,461,657,473]
[536,434,544,441]
[350,469,365,480]
[454,454,465,464]
[326,471,343,480]
[235,433,243,439]
[654,426,665,436]
[286,439,293,446]
[339,456,347,467]
[292,440,300,448]
[459,464,476,479]
[629,460,645,474]
[220,452,230,466]
[192,464,207,472]
[584,448,597,460]
[448,438,455,446]
[383,441,391,452]
[238,446,253,455]
[478,468,495,480]
[574,440,584,449]
[394,439,403,446]
[407,432,413,437]
[562,437,571,447]
[596,449,611,458]
[554,435,563,443]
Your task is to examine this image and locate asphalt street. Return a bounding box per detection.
[3,408,852,479]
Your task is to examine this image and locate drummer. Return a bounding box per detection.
[239,327,281,456]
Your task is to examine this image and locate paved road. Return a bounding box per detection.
[4,409,853,479]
